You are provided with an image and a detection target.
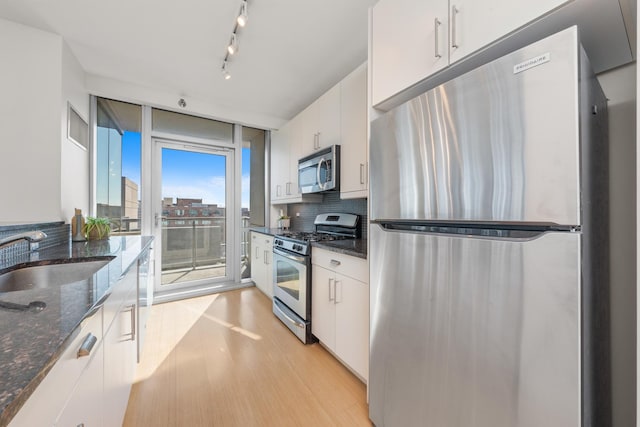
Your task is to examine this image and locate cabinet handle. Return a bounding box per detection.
[360,163,365,184]
[286,182,292,195]
[255,246,259,260]
[434,18,442,58]
[276,184,282,197]
[316,132,321,149]
[264,250,269,265]
[125,303,136,341]
[77,333,97,358]
[451,5,459,49]
[334,280,341,304]
[330,259,341,267]
[328,278,334,301]
[314,133,319,150]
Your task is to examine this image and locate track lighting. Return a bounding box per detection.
[222,61,231,80]
[221,1,250,80]
[227,33,238,55]
[237,1,248,27]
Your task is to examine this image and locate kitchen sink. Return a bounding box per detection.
[0,259,112,293]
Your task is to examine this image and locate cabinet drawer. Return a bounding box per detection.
[103,264,137,330]
[9,307,103,427]
[312,248,368,282]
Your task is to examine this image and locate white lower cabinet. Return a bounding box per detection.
[103,266,138,427]
[250,231,274,298]
[9,260,140,427]
[9,307,103,427]
[54,340,104,427]
[312,248,369,381]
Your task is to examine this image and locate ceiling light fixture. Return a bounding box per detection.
[222,61,231,80]
[227,33,238,55]
[221,1,250,80]
[237,1,248,27]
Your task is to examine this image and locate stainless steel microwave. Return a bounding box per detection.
[298,145,340,194]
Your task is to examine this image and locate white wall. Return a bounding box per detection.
[0,18,62,222]
[61,41,89,221]
[597,62,637,427]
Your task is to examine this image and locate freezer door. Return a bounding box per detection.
[369,224,581,427]
[370,27,582,226]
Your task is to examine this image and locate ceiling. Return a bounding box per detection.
[0,0,379,129]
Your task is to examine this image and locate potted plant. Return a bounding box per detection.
[277,215,290,229]
[83,216,112,240]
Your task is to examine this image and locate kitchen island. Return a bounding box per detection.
[0,235,153,426]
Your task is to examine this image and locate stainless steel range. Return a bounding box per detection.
[272,213,360,343]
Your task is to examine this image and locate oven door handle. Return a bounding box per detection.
[274,298,305,329]
[273,247,307,264]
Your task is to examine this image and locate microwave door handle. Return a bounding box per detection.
[317,157,327,190]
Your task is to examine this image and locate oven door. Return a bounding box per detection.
[273,247,309,320]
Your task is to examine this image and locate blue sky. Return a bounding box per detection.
[122,131,250,208]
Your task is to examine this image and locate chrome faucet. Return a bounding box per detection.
[0,231,47,251]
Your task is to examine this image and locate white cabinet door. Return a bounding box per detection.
[103,271,137,427]
[299,84,341,155]
[270,124,291,203]
[55,342,104,427]
[313,84,341,152]
[286,119,303,200]
[251,232,274,298]
[449,0,571,62]
[8,308,103,427]
[340,63,368,199]
[311,265,336,349]
[372,0,449,105]
[335,274,369,381]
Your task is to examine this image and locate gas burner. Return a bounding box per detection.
[273,213,360,256]
[275,231,350,243]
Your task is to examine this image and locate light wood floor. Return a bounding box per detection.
[124,287,371,426]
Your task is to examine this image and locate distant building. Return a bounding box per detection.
[162,198,225,220]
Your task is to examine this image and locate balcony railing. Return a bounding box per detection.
[104,215,252,283]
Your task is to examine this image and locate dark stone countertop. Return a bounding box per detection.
[249,227,367,259]
[249,227,285,236]
[311,239,367,259]
[0,235,154,427]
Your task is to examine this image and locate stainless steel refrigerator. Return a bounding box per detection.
[369,26,610,427]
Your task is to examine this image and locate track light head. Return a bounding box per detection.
[237,1,248,27]
[227,33,238,55]
[222,61,231,80]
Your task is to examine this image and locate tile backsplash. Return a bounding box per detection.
[286,193,368,238]
[0,221,69,266]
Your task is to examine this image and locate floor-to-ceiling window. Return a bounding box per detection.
[241,126,267,280]
[92,97,269,301]
[95,98,142,235]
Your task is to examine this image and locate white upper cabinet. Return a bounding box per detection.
[371,0,585,106]
[449,0,570,63]
[300,84,341,157]
[270,122,292,204]
[340,63,368,199]
[270,120,321,205]
[372,0,449,106]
